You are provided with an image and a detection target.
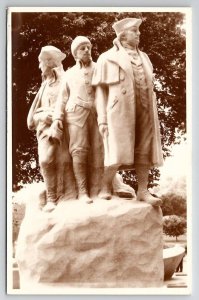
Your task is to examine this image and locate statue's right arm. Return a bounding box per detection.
[95,85,108,138]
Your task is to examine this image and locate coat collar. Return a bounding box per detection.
[51,65,65,82]
[42,65,64,82]
[108,39,133,80]
[75,58,93,69]
[106,38,153,85]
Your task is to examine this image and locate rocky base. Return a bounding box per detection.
[16,195,164,289]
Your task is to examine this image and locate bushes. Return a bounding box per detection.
[161,193,186,217]
[163,215,186,241]
[161,193,187,240]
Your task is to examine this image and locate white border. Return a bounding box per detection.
[7,6,192,295]
[185,8,192,295]
[8,6,190,12]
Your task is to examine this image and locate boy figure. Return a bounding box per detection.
[51,36,103,204]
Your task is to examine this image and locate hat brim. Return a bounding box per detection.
[39,51,66,62]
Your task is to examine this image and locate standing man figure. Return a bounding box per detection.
[92,18,163,206]
[51,36,103,204]
[27,46,75,212]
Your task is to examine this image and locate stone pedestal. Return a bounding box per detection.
[16,196,164,289]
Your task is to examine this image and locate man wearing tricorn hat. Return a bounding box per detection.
[92,18,163,205]
[27,45,75,212]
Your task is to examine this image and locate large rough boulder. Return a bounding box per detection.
[16,196,164,289]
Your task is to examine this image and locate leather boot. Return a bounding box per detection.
[41,163,58,212]
[135,164,162,207]
[98,166,118,200]
[57,162,77,201]
[73,162,93,204]
[88,166,104,199]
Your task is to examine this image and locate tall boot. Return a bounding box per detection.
[73,162,93,204]
[57,162,77,201]
[98,165,118,200]
[41,163,58,212]
[63,162,77,200]
[135,164,162,206]
[88,166,104,199]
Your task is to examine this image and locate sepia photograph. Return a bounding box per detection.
[7,7,191,295]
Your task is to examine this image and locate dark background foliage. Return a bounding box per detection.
[161,194,187,217]
[11,12,186,190]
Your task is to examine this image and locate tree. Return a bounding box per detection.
[163,215,186,241]
[11,11,186,189]
[161,193,187,217]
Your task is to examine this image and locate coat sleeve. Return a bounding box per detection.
[92,54,120,86]
[53,76,69,122]
[95,85,108,125]
[27,88,41,130]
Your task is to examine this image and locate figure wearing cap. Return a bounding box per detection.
[49,36,104,204]
[50,36,136,204]
[92,18,163,206]
[27,46,76,212]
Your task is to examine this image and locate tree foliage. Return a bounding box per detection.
[11,11,186,189]
[161,193,187,217]
[163,215,187,241]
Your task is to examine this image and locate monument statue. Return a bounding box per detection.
[17,26,164,289]
[27,46,76,212]
[92,18,164,206]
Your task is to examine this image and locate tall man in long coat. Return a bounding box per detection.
[92,18,163,206]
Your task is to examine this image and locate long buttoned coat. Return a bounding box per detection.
[92,42,163,168]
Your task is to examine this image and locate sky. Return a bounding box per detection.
[161,141,187,179]
[152,141,188,197]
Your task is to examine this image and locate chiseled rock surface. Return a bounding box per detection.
[16,197,164,288]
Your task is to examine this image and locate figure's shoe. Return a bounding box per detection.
[79,194,93,204]
[115,191,133,198]
[137,190,162,207]
[113,173,136,199]
[98,188,112,200]
[42,201,57,212]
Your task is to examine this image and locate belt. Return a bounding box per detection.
[74,97,94,109]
